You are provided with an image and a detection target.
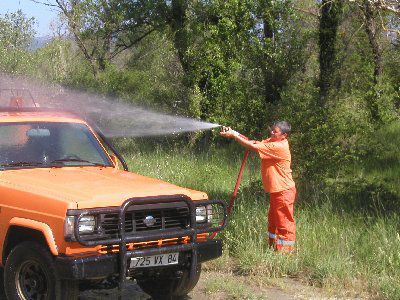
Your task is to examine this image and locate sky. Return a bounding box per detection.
[0,0,59,37]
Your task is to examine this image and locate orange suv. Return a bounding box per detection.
[0,106,227,299]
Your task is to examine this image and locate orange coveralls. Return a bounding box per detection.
[253,138,296,251]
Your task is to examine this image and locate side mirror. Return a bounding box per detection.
[109,154,119,169]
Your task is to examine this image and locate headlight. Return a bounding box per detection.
[196,205,212,223]
[64,215,96,239]
[78,215,96,234]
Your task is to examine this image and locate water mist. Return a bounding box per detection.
[0,73,220,137]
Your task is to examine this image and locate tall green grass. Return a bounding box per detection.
[362,121,400,194]
[331,121,400,215]
[115,137,400,299]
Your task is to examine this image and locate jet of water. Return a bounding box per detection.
[0,73,220,137]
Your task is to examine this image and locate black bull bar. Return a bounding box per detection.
[68,195,228,288]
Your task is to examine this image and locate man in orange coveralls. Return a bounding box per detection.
[220,121,296,252]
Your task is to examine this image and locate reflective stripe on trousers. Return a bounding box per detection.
[268,232,295,247]
[276,239,295,246]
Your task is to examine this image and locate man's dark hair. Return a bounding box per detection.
[271,121,291,135]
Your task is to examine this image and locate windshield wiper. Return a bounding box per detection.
[50,158,106,167]
[1,161,45,168]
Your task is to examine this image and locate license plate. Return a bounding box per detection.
[130,253,179,268]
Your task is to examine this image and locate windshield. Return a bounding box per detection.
[0,122,113,169]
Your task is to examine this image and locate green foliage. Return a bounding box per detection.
[364,80,400,124]
[0,10,36,74]
[28,32,190,115]
[384,41,400,88]
[30,39,77,82]
[52,0,166,74]
[0,10,36,49]
[166,0,315,138]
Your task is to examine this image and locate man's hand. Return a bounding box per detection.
[220,126,257,151]
[220,126,240,138]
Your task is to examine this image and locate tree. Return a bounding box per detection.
[0,10,36,50]
[318,0,344,105]
[166,0,312,129]
[367,0,400,15]
[39,0,166,76]
[345,0,399,122]
[167,0,190,74]
[350,0,399,83]
[0,10,36,73]
[255,0,310,106]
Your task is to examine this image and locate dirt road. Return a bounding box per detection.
[0,269,322,300]
[78,271,320,300]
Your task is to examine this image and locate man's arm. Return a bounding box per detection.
[233,135,259,151]
[220,127,258,152]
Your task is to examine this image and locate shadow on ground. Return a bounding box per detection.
[79,281,150,300]
[0,268,198,300]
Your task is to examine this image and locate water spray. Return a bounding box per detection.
[0,73,220,138]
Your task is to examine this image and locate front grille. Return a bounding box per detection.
[100,207,189,236]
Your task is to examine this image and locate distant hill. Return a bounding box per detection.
[28,36,52,51]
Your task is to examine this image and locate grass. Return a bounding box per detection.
[204,275,265,299]
[363,121,400,199]
[350,121,400,211]
[114,135,400,299]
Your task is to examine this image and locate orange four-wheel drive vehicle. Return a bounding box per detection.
[0,104,227,299]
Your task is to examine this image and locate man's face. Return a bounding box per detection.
[269,126,287,140]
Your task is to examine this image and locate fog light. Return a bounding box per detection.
[206,204,212,223]
[196,206,207,223]
[196,205,212,223]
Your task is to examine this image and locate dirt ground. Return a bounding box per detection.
[0,268,326,300]
[79,270,325,300]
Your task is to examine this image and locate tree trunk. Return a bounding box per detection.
[363,0,383,83]
[262,14,277,105]
[318,0,343,106]
[363,0,384,123]
[170,0,189,74]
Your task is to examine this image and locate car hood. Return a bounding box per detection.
[0,167,208,209]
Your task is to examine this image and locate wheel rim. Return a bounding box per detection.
[16,260,49,300]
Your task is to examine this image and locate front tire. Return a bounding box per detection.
[137,264,201,300]
[4,241,78,300]
[0,266,5,298]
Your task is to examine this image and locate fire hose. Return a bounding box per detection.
[209,133,251,239]
[227,149,250,215]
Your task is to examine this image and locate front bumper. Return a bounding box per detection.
[59,195,227,285]
[56,239,222,280]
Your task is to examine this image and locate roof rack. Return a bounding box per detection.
[0,89,39,108]
[0,106,80,117]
